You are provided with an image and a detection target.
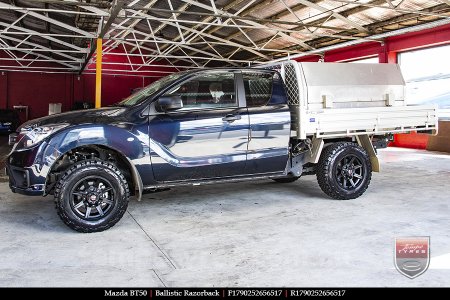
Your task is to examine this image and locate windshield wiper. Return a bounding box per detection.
[108,103,128,107]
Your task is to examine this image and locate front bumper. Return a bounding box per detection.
[5,145,46,196]
[5,164,45,196]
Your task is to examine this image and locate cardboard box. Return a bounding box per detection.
[427,121,450,153]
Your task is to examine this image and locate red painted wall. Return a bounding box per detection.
[390,132,429,150]
[1,71,156,121]
[0,72,7,109]
[7,72,72,120]
[76,74,148,106]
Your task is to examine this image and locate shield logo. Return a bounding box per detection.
[395,237,430,279]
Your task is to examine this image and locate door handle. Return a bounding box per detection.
[222,114,241,122]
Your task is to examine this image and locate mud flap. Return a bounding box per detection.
[125,157,143,201]
[305,137,324,164]
[356,134,380,172]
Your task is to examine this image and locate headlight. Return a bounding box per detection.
[14,124,68,149]
[3,122,12,126]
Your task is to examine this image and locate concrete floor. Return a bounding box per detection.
[0,147,449,287]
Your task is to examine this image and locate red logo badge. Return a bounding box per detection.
[395,237,430,279]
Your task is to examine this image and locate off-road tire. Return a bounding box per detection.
[316,142,371,200]
[54,159,129,233]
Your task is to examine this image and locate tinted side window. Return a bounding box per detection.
[164,73,236,109]
[243,73,273,107]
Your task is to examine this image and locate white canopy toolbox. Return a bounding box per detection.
[268,61,438,139]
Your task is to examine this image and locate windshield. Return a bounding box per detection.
[117,71,190,107]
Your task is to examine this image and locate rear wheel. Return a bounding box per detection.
[316,142,371,200]
[54,160,129,233]
[272,176,300,183]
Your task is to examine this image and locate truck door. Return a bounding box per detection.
[243,71,291,174]
[149,71,250,182]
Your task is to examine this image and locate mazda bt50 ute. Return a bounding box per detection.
[6,61,437,232]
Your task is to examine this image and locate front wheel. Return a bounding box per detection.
[54,160,129,233]
[316,142,372,200]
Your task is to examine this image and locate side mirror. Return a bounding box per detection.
[156,95,183,112]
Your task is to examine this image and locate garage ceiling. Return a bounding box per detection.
[0,0,449,73]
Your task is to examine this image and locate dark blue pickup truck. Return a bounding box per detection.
[7,66,410,232]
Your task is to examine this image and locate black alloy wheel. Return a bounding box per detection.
[54,160,129,233]
[335,154,365,190]
[316,142,372,200]
[70,176,115,220]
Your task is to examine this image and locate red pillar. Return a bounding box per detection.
[379,43,397,64]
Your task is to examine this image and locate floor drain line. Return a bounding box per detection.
[152,269,167,287]
[127,211,177,270]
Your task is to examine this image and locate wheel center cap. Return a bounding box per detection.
[342,165,354,177]
[88,194,98,203]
